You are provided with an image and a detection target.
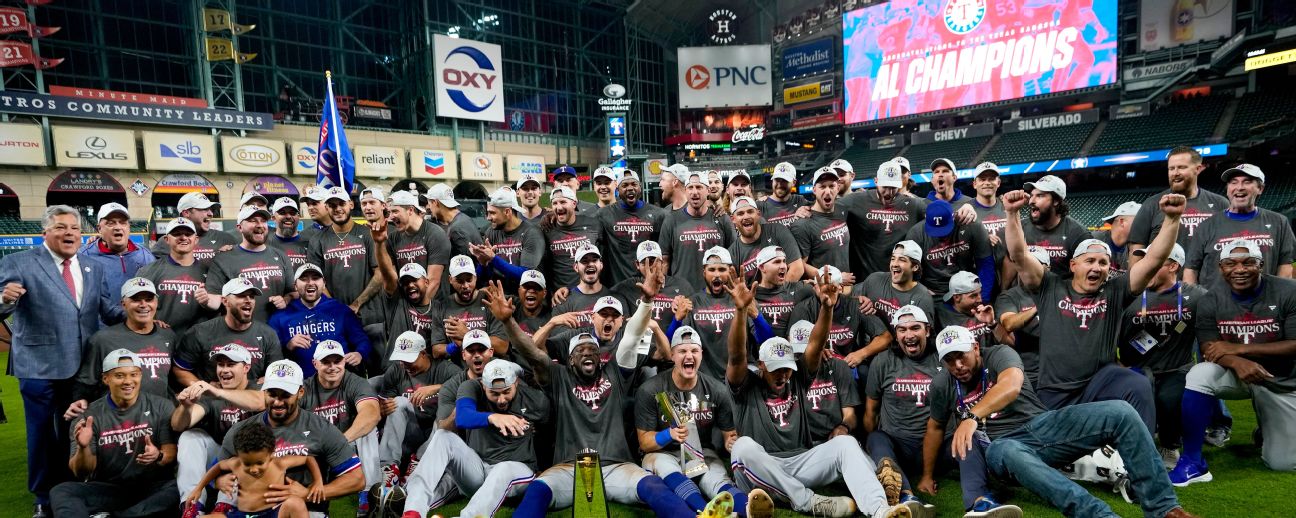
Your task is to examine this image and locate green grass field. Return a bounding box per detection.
[1,351,1291,517]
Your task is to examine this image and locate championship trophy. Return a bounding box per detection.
[573,450,609,517]
[657,392,707,477]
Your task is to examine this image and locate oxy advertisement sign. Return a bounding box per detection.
[434,34,505,123]
[678,45,772,109]
[291,141,318,176]
[53,126,137,169]
[143,132,217,172]
[221,136,285,174]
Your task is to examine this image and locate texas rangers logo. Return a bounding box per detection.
[943,0,985,35]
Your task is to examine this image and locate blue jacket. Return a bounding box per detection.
[79,238,155,298]
[267,296,372,377]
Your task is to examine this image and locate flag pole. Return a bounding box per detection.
[325,70,347,194]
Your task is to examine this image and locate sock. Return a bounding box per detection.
[357,490,369,508]
[1180,389,1215,463]
[637,475,697,517]
[723,484,749,518]
[512,480,552,518]
[663,472,708,511]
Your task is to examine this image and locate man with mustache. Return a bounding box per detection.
[309,187,387,365]
[515,174,549,223]
[730,196,804,284]
[151,192,238,263]
[430,329,499,432]
[660,172,734,290]
[1018,175,1090,277]
[81,202,154,298]
[428,256,509,360]
[634,326,775,518]
[268,263,371,377]
[792,167,853,283]
[718,170,754,217]
[829,158,856,196]
[138,217,213,337]
[860,241,937,329]
[1184,164,1295,289]
[53,350,179,518]
[592,167,618,208]
[757,162,810,227]
[863,306,948,516]
[726,273,910,518]
[268,197,309,271]
[677,247,743,379]
[385,190,449,299]
[597,170,666,285]
[401,358,550,518]
[707,170,725,203]
[543,186,601,289]
[612,241,692,333]
[1127,146,1229,265]
[1003,188,1185,432]
[511,270,552,335]
[551,165,599,213]
[171,344,264,516]
[375,215,440,362]
[214,360,366,515]
[839,161,925,277]
[301,341,382,514]
[174,278,285,388]
[206,205,297,323]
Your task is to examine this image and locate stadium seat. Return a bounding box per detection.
[1091,96,1228,155]
[903,137,993,172]
[835,145,902,174]
[982,123,1097,165]
[1225,93,1296,143]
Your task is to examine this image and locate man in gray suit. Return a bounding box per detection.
[0,205,124,518]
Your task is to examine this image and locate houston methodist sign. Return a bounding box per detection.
[677,45,772,109]
[434,34,505,123]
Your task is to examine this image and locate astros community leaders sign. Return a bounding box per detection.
[0,90,274,131]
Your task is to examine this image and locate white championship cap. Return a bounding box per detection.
[703,246,733,265]
[101,348,143,374]
[389,190,422,211]
[935,325,977,360]
[1221,163,1265,184]
[829,158,854,175]
[324,186,349,202]
[360,187,386,203]
[1219,238,1263,262]
[755,245,786,267]
[177,192,219,212]
[481,359,522,389]
[930,158,956,173]
[210,343,252,364]
[261,360,304,394]
[550,186,578,202]
[294,263,323,280]
[1024,175,1067,199]
[398,262,428,280]
[568,332,598,354]
[636,241,662,262]
[426,183,459,208]
[1102,201,1141,222]
[313,340,346,361]
[120,277,156,299]
[758,337,798,372]
[389,331,426,363]
[593,295,623,315]
[271,197,299,214]
[448,255,476,278]
[221,277,263,297]
[892,240,922,262]
[1072,238,1113,258]
[787,320,814,354]
[463,329,492,351]
[96,202,129,221]
[890,304,930,327]
[811,166,839,186]
[237,205,272,222]
[671,325,701,349]
[488,187,523,212]
[943,271,981,302]
[520,270,546,289]
[574,243,601,261]
[165,217,196,235]
[730,196,758,215]
[875,161,903,189]
[772,162,797,183]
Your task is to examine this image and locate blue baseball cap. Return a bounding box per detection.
[551,165,577,179]
[924,200,955,238]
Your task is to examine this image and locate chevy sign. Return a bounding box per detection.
[781,37,833,78]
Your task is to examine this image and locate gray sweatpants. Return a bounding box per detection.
[730,435,888,515]
[380,397,434,466]
[535,461,651,509]
[176,429,220,503]
[643,449,734,498]
[1186,362,1296,470]
[403,430,535,517]
[356,429,380,487]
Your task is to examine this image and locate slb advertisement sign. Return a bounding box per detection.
[143,132,217,172]
[507,154,546,182]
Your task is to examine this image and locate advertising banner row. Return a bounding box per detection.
[0,122,545,182]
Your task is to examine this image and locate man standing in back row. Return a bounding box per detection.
[1128,146,1229,265]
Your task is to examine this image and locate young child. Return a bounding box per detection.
[185,421,326,517]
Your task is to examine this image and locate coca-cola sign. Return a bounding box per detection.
[731,125,765,143]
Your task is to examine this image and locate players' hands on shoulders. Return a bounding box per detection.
[857,295,875,315]
[954,203,977,225]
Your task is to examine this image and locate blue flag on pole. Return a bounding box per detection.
[316,71,355,194]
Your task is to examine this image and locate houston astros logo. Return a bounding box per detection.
[943,0,986,35]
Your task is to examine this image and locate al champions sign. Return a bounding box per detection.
[434,34,505,123]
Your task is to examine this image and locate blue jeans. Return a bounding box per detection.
[985,401,1179,518]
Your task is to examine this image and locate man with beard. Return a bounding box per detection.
[544,186,601,289]
[67,278,176,420]
[551,165,599,213]
[512,270,552,335]
[1184,164,1295,289]
[992,246,1050,387]
[678,247,742,379]
[598,170,666,285]
[925,159,971,209]
[783,274,863,447]
[792,167,853,283]
[1019,175,1090,277]
[431,330,498,432]
[480,187,545,291]
[660,172,734,290]
[175,278,285,387]
[371,332,463,503]
[535,293,665,367]
[758,162,810,227]
[839,161,926,277]
[864,305,945,516]
[425,183,484,261]
[1171,239,1296,484]
[299,186,333,245]
[1093,201,1140,278]
[930,327,1200,518]
[215,360,366,515]
[969,162,1009,272]
[268,197,309,271]
[502,260,696,518]
[593,167,618,208]
[707,170,725,203]
[171,344,265,515]
[613,241,693,332]
[206,205,296,323]
[1003,189,1185,432]
[552,244,611,329]
[1128,146,1230,265]
[1119,244,1205,469]
[829,158,856,196]
[269,263,371,377]
[725,274,909,518]
[860,241,936,328]
[658,164,688,211]
[301,341,382,513]
[906,200,994,300]
[309,187,386,345]
[138,217,212,336]
[730,196,803,283]
[430,256,509,359]
[751,246,816,339]
[386,190,449,299]
[401,358,549,518]
[81,202,154,298]
[935,271,1004,349]
[152,192,238,262]
[53,350,179,518]
[718,170,754,216]
[516,174,548,223]
[376,217,440,352]
[635,326,774,518]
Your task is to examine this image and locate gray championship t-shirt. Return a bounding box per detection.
[754,282,816,340]
[791,299,889,360]
[928,345,1045,440]
[543,214,601,289]
[301,371,379,433]
[152,228,238,263]
[866,349,941,441]
[1128,187,1229,248]
[457,379,550,470]
[196,383,260,444]
[485,219,546,286]
[1195,275,1296,393]
[553,285,611,329]
[861,271,936,329]
[635,370,736,451]
[137,256,210,335]
[1032,272,1133,392]
[1185,209,1296,290]
[1022,216,1091,277]
[72,393,177,483]
[683,290,740,380]
[758,194,810,228]
[597,202,666,285]
[936,303,997,350]
[78,324,176,400]
[307,224,384,324]
[993,286,1041,385]
[388,220,453,271]
[731,370,810,457]
[378,359,463,423]
[659,208,734,290]
[445,212,485,261]
[429,293,507,348]
[971,199,1009,264]
[206,246,296,323]
[804,357,860,443]
[1119,282,1206,375]
[907,222,992,298]
[544,360,643,464]
[790,208,852,273]
[840,190,925,277]
[268,235,310,271]
[612,276,693,333]
[730,223,803,284]
[175,317,283,382]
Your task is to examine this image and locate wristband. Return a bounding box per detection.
[446,341,459,355]
[655,427,673,447]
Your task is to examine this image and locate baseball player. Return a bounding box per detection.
[204,205,297,323]
[676,247,743,379]
[935,271,1002,349]
[596,170,666,285]
[543,186,601,289]
[268,263,372,377]
[860,240,937,328]
[137,217,212,336]
[730,197,805,284]
[611,241,693,333]
[301,341,382,512]
[756,162,810,227]
[173,277,285,387]
[750,245,816,339]
[551,243,612,329]
[68,277,176,419]
[791,167,853,282]
[268,197,309,270]
[1183,164,1296,288]
[659,172,734,290]
[428,255,508,359]
[384,189,450,297]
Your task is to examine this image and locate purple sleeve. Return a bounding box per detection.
[977,256,996,302]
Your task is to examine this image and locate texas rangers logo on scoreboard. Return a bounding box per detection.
[943,0,986,35]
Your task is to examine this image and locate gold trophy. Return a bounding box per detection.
[657,392,707,478]
[573,450,609,517]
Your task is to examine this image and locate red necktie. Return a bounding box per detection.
[62,258,77,304]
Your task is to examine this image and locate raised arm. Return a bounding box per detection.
[481,280,551,384]
[1128,194,1185,293]
[372,219,398,296]
[616,261,665,370]
[725,278,755,387]
[1001,191,1043,291]
[803,270,840,374]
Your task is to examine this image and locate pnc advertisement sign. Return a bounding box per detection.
[678,45,772,109]
[434,34,505,123]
